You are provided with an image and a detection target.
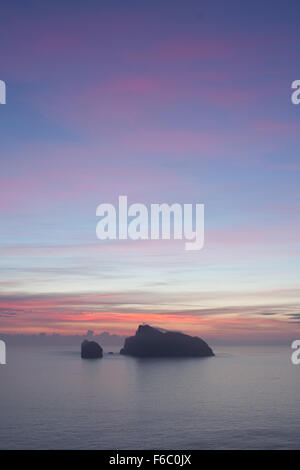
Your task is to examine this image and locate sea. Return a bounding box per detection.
[0,344,299,450]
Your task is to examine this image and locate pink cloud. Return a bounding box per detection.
[125,37,237,62]
[106,77,161,93]
[208,225,300,247]
[120,129,233,155]
[254,121,300,135]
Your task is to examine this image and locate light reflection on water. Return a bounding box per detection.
[0,345,299,449]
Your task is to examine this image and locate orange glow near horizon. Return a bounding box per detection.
[1,305,299,344]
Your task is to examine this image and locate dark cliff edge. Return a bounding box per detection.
[120,325,214,358]
[81,340,103,359]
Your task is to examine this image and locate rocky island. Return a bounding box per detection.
[81,339,103,359]
[120,325,214,358]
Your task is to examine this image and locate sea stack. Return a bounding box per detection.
[120,325,214,358]
[81,340,103,359]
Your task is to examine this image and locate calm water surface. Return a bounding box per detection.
[0,345,299,449]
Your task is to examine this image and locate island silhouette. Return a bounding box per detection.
[120,324,214,358]
[81,325,214,359]
[81,339,103,359]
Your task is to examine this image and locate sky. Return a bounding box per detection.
[0,0,300,343]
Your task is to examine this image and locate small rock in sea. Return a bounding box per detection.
[81,340,103,359]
